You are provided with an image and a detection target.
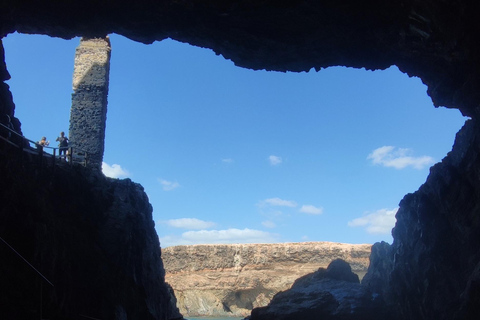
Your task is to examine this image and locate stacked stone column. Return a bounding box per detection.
[69,37,111,171]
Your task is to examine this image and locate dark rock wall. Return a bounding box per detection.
[0,151,181,319]
[0,39,20,134]
[360,120,480,320]
[388,119,480,319]
[1,1,480,114]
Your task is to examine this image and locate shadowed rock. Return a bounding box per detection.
[250,259,395,320]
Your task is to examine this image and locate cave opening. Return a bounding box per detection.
[2,32,467,249]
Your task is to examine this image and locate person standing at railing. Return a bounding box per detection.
[56,131,69,159]
[37,136,49,149]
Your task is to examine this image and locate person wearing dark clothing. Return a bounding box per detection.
[56,131,68,158]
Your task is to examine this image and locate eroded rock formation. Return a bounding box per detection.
[386,119,480,319]
[163,242,371,317]
[2,1,480,115]
[250,259,394,320]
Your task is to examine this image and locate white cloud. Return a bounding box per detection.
[222,158,234,163]
[165,218,216,230]
[158,179,180,191]
[160,228,279,247]
[300,205,324,215]
[269,155,282,166]
[259,197,298,207]
[102,162,130,179]
[348,208,398,234]
[367,146,434,170]
[262,220,276,228]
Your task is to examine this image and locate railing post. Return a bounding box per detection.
[38,145,43,168]
[68,147,72,165]
[19,136,24,159]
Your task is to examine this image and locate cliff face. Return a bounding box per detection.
[385,119,480,319]
[0,151,182,320]
[359,119,480,319]
[250,259,394,320]
[163,242,371,317]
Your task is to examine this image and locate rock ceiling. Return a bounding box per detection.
[1,0,479,115]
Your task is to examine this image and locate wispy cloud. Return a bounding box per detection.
[259,197,298,207]
[367,146,434,170]
[262,220,277,228]
[268,155,282,166]
[164,218,216,230]
[299,205,324,215]
[102,162,130,179]
[160,228,279,247]
[348,208,398,234]
[222,158,234,163]
[158,179,180,191]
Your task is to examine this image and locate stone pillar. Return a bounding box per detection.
[69,36,111,171]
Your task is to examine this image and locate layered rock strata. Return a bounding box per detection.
[162,242,371,317]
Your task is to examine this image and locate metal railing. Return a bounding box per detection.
[0,122,88,167]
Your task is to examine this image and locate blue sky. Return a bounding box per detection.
[3,33,467,247]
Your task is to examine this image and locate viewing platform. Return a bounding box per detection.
[0,122,88,168]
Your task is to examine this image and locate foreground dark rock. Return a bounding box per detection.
[0,151,182,320]
[386,119,480,319]
[250,259,395,320]
[361,120,480,320]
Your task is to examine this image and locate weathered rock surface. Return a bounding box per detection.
[355,120,480,320]
[163,242,371,317]
[0,150,182,319]
[385,119,480,319]
[2,1,480,116]
[250,259,394,320]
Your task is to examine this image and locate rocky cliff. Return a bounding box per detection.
[384,118,480,319]
[250,259,393,320]
[0,149,182,319]
[163,242,371,317]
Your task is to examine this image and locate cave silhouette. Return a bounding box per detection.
[2,1,480,319]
